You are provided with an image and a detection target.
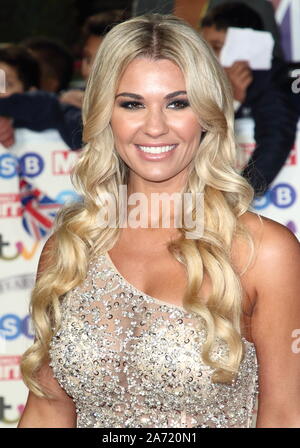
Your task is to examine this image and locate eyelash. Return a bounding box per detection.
[119,99,190,110]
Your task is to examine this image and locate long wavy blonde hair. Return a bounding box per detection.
[21,13,256,398]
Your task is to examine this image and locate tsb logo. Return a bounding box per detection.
[0,153,44,178]
[0,314,34,340]
[253,183,297,210]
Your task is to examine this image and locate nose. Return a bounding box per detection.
[142,107,169,137]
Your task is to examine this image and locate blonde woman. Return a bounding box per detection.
[18,14,300,428]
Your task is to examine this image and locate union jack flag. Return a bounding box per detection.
[19,177,63,240]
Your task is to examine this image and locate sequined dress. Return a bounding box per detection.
[49,252,259,428]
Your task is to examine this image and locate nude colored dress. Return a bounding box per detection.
[49,252,259,428]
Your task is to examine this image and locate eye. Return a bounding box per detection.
[167,99,190,109]
[119,101,144,110]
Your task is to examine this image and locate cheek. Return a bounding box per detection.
[111,113,139,145]
[175,117,202,145]
[111,119,126,145]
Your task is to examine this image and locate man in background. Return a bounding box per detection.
[22,37,74,94]
[59,10,129,109]
[201,2,298,196]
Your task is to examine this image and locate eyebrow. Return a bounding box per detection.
[115,90,187,100]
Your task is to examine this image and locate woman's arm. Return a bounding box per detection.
[18,234,77,428]
[251,217,300,427]
[18,363,77,428]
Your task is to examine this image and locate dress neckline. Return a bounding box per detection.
[104,251,255,348]
[104,250,186,312]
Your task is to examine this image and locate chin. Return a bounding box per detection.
[137,171,178,184]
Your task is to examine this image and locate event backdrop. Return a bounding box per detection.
[0,129,80,427]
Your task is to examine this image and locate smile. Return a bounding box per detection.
[136,144,177,154]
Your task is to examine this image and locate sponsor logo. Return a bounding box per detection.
[55,189,81,204]
[270,183,297,208]
[0,194,21,218]
[0,190,80,218]
[0,153,44,178]
[0,274,35,295]
[0,233,40,261]
[0,396,24,424]
[285,144,297,166]
[253,183,297,210]
[0,314,34,340]
[52,150,79,175]
[0,356,21,381]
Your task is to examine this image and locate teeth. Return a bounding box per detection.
[138,145,176,154]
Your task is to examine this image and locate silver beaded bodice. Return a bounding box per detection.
[49,252,259,428]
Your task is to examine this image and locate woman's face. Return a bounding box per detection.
[110,57,203,187]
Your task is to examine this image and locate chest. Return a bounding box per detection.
[107,245,255,318]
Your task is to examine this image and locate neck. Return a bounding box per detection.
[121,172,189,230]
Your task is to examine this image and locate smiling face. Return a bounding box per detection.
[110,57,203,190]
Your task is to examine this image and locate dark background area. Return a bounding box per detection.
[0,0,133,47]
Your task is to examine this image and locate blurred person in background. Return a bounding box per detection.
[0,37,81,150]
[0,44,40,147]
[59,10,130,110]
[0,12,130,151]
[201,2,298,196]
[0,85,82,150]
[22,36,74,94]
[206,0,284,60]
[0,44,40,96]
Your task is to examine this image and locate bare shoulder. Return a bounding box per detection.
[237,211,300,294]
[239,210,300,260]
[232,211,299,308]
